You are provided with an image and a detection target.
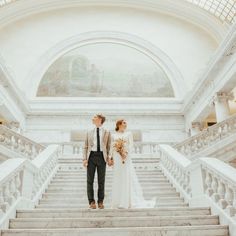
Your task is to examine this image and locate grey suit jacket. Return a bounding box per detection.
[83,128,111,162]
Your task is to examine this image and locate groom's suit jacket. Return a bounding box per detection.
[83,128,111,162]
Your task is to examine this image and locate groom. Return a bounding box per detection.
[83,114,111,209]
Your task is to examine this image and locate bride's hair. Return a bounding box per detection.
[115,119,124,131]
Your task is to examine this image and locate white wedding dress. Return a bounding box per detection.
[110,131,156,208]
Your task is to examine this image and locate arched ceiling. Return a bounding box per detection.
[0,0,233,42]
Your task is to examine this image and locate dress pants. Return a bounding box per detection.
[87,151,106,204]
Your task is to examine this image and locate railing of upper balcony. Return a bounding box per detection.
[174,113,236,159]
[61,141,162,155]
[0,125,45,160]
[41,141,174,156]
[0,0,235,24]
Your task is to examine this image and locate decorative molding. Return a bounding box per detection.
[0,55,28,125]
[183,24,236,123]
[27,97,183,115]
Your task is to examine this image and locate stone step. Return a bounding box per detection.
[56,170,162,174]
[58,158,160,161]
[42,187,176,199]
[48,181,170,187]
[54,172,164,177]
[45,190,180,198]
[39,196,184,205]
[58,160,160,164]
[36,202,188,208]
[16,207,211,218]
[2,225,229,236]
[48,183,175,192]
[51,176,167,182]
[49,182,173,188]
[51,176,168,181]
[57,169,162,172]
[51,180,172,187]
[9,215,219,229]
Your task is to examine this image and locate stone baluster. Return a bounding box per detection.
[211,176,219,202]
[225,185,235,216]
[9,179,16,202]
[205,172,213,196]
[186,174,191,195]
[15,173,21,199]
[3,183,11,208]
[217,181,227,209]
[0,187,7,214]
[182,173,188,190]
[79,145,83,154]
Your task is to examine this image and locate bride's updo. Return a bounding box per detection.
[115,119,124,131]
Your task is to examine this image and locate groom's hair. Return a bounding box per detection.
[97,114,106,124]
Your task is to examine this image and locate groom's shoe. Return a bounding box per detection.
[89,201,96,209]
[98,202,104,209]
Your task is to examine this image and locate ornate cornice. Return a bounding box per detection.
[28,97,183,116]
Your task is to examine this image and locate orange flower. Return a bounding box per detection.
[113,138,127,164]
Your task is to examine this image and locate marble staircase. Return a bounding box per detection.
[1,157,229,236]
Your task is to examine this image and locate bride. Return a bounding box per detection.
[108,119,156,208]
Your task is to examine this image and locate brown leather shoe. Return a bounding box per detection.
[98,202,104,209]
[89,201,96,209]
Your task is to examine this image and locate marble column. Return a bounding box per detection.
[213,92,234,123]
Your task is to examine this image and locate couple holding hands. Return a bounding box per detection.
[83,114,155,209]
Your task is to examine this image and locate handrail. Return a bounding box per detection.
[0,125,45,160]
[174,113,236,158]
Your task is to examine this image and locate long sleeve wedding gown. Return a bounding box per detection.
[110,131,156,208]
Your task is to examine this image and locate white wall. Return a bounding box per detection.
[0,6,218,97]
[24,114,186,144]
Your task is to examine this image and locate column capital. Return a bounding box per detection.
[213,92,234,104]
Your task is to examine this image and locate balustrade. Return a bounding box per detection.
[0,145,59,228]
[159,144,236,229]
[0,125,45,160]
[201,159,236,217]
[58,141,162,156]
[174,114,236,158]
[160,145,192,199]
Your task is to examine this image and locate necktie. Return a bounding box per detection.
[97,128,100,152]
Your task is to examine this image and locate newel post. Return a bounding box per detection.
[188,159,208,207]
[20,162,37,209]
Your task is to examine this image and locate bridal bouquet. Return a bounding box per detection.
[113,138,127,164]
